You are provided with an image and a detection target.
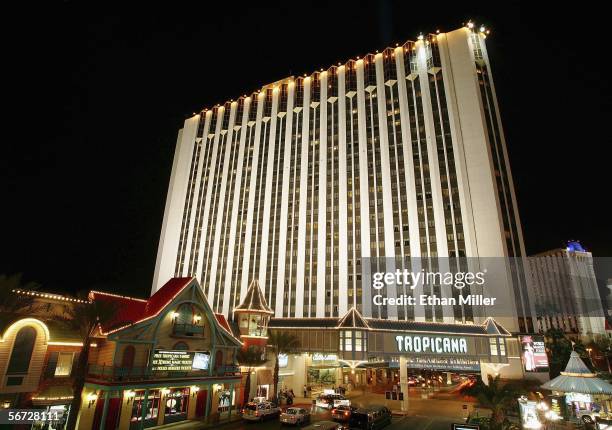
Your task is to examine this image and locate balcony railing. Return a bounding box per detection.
[173,323,204,336]
[87,364,241,382]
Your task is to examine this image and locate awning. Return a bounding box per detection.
[541,352,612,396]
[32,385,74,405]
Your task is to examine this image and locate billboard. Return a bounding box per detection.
[519,335,549,372]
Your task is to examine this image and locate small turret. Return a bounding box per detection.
[233,279,273,349]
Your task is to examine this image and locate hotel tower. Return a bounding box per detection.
[153,25,535,334]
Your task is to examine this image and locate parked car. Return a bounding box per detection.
[347,405,392,430]
[302,420,344,430]
[331,405,355,422]
[242,401,281,421]
[315,394,350,409]
[280,407,311,425]
[577,409,600,424]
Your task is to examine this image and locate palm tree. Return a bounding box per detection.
[0,273,40,327]
[236,346,267,406]
[545,328,593,376]
[62,294,120,430]
[267,331,300,403]
[461,375,524,430]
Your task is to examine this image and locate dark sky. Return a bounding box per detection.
[3,1,611,298]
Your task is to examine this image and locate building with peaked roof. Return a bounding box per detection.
[225,280,544,408]
[0,291,88,426]
[267,307,521,396]
[76,277,243,430]
[541,351,612,420]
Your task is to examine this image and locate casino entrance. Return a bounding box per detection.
[268,308,523,402]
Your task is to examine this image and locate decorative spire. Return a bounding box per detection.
[336,307,370,329]
[234,279,273,314]
[561,351,596,377]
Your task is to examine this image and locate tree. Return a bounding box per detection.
[0,273,40,327]
[236,346,267,405]
[592,335,612,373]
[545,328,592,377]
[62,294,120,430]
[267,331,300,403]
[461,375,525,430]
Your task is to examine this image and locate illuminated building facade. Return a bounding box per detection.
[528,241,607,339]
[153,24,534,334]
[0,291,87,425]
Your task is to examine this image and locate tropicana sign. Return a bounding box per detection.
[395,335,468,354]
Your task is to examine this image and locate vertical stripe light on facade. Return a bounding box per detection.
[222,98,248,316]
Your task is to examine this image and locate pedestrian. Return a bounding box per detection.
[303,385,307,398]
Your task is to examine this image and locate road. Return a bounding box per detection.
[165,396,475,430]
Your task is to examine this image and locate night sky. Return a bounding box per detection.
[3,2,611,298]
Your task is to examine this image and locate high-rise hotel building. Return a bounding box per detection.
[153,25,534,333]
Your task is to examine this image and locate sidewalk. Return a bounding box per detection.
[149,414,242,430]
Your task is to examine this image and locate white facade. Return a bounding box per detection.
[528,245,607,339]
[153,26,533,333]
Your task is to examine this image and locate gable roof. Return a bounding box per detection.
[91,278,242,348]
[337,308,370,329]
[215,313,232,333]
[234,279,273,314]
[483,317,511,336]
[89,291,148,333]
[143,277,194,321]
[92,277,195,334]
[270,315,511,336]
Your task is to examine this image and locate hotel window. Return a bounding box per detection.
[6,326,37,385]
[339,331,367,352]
[345,331,352,351]
[54,352,74,377]
[498,338,506,356]
[489,338,498,356]
[130,390,160,425]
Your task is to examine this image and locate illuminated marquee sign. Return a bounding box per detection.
[152,350,210,372]
[405,356,480,372]
[312,354,337,362]
[395,335,467,354]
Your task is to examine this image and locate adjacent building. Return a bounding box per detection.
[1,280,245,430]
[528,241,607,340]
[78,278,242,430]
[0,291,88,427]
[153,23,534,334]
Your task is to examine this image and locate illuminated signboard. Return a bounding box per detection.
[395,335,468,354]
[151,350,210,372]
[312,354,337,362]
[279,353,288,368]
[405,356,480,372]
[192,352,210,370]
[519,335,549,372]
